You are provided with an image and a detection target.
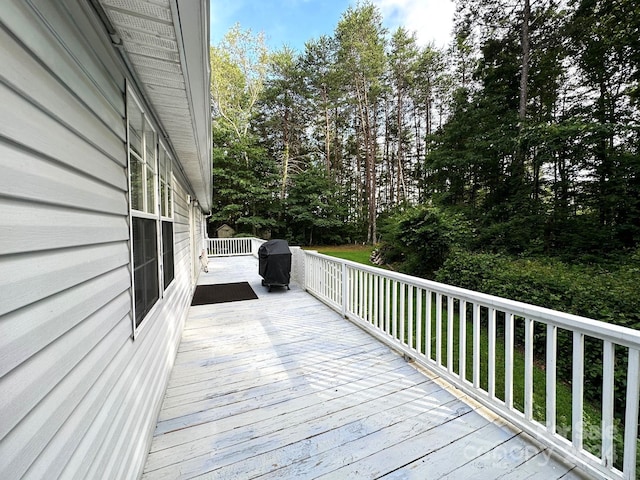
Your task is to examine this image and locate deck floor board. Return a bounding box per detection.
[142,255,590,479]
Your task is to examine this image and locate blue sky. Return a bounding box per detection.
[209,0,456,52]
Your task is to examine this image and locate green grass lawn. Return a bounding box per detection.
[305,244,375,266]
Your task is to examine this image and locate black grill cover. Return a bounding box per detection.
[258,239,292,285]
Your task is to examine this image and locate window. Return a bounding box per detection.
[132,216,158,324]
[159,144,175,289]
[162,221,174,289]
[127,90,174,330]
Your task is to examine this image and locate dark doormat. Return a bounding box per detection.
[191,282,258,306]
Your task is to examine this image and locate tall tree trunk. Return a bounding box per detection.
[396,88,407,204]
[322,84,331,174]
[280,142,289,201]
[280,106,290,201]
[384,98,394,207]
[354,74,377,244]
[513,0,531,196]
[519,0,531,123]
[367,106,378,244]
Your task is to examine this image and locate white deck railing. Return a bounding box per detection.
[207,238,253,256]
[207,237,265,257]
[305,250,640,480]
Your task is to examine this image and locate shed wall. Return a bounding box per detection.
[0,1,201,478]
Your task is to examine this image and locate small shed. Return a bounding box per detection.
[216,224,235,238]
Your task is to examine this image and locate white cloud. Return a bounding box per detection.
[372,0,455,48]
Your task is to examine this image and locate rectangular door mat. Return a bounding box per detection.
[191,282,258,306]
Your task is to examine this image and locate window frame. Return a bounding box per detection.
[127,87,175,337]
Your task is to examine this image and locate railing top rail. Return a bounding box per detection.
[305,250,640,349]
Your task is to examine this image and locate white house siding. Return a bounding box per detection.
[0,1,204,479]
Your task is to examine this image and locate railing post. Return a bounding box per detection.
[436,293,442,366]
[546,324,557,434]
[572,331,584,450]
[399,282,405,345]
[524,318,534,420]
[601,340,615,468]
[459,300,467,382]
[488,307,496,399]
[624,348,640,479]
[408,286,414,349]
[473,303,480,389]
[505,313,514,408]
[447,296,454,373]
[416,288,423,355]
[425,290,432,360]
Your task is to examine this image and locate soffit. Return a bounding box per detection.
[98,0,212,212]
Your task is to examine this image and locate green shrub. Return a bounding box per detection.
[378,206,470,277]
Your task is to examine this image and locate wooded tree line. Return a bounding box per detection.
[211,0,640,257]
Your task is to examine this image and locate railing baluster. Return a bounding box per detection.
[358,269,364,320]
[505,313,514,409]
[624,348,640,479]
[436,294,443,366]
[361,270,365,319]
[384,278,390,334]
[488,307,496,399]
[367,273,375,325]
[524,318,534,420]
[426,290,432,361]
[373,272,379,328]
[408,285,414,350]
[416,288,423,355]
[601,340,615,468]
[459,300,467,382]
[349,266,354,316]
[392,279,398,339]
[331,261,335,302]
[362,271,368,322]
[399,282,406,344]
[447,296,454,373]
[572,331,584,450]
[473,303,480,389]
[546,324,557,434]
[337,263,341,305]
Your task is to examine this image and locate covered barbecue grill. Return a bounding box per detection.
[258,239,292,291]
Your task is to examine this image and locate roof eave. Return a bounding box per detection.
[97,0,212,213]
[170,0,212,212]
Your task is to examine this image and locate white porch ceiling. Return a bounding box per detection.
[98,0,212,212]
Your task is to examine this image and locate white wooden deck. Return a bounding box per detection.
[142,255,591,479]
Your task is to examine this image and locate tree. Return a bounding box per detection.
[210,124,279,236]
[254,47,309,202]
[567,0,640,248]
[284,163,351,245]
[301,36,340,176]
[210,25,279,237]
[210,24,269,142]
[385,27,419,206]
[335,2,387,243]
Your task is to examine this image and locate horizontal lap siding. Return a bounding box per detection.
[0,2,196,479]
